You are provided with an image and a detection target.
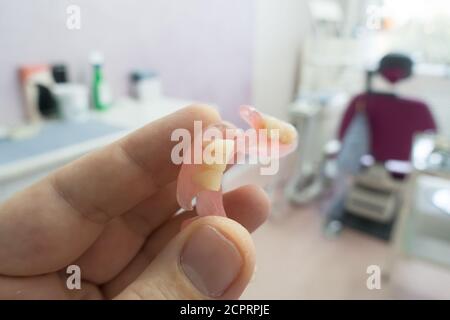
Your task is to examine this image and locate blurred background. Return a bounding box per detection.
[1,0,450,299]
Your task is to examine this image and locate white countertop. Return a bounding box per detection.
[0,97,194,184]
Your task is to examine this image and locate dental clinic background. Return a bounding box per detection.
[1,0,450,299]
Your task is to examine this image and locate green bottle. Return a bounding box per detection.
[90,52,111,111]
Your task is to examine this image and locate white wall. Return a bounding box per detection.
[252,0,311,120]
[0,0,254,126]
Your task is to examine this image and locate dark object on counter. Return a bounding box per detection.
[52,64,68,83]
[130,70,157,83]
[36,84,58,117]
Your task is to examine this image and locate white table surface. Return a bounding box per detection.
[0,97,194,200]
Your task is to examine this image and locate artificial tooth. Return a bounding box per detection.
[202,139,235,172]
[192,169,223,191]
[262,115,297,145]
[192,139,235,191]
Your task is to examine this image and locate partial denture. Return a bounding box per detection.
[176,106,297,223]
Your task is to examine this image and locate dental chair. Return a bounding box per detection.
[322,53,437,240]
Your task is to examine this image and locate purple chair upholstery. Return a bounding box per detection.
[338,93,437,163]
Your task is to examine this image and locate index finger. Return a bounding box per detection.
[0,105,220,276]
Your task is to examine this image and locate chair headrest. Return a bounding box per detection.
[378,53,413,84]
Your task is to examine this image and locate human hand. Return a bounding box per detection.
[0,105,270,300]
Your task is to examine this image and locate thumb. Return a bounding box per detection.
[115,216,256,300]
